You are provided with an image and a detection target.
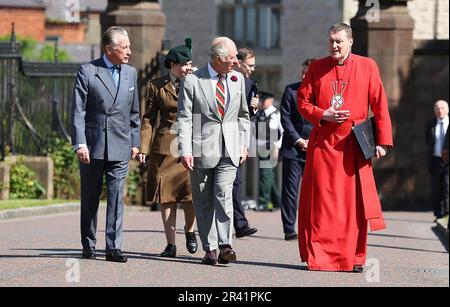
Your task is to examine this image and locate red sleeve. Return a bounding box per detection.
[368,60,393,147]
[297,67,325,126]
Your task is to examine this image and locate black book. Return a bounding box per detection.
[352,117,377,160]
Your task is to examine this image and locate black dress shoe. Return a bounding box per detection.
[218,246,236,264]
[185,232,198,254]
[235,227,258,238]
[201,251,217,265]
[160,244,177,257]
[105,249,127,263]
[353,265,364,273]
[284,233,298,241]
[81,249,96,259]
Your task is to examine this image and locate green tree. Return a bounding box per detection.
[0,35,71,62]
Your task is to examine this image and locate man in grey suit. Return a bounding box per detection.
[177,37,250,265]
[71,26,140,263]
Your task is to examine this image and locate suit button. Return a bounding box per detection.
[103,129,106,132]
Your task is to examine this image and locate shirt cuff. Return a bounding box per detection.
[294,138,303,146]
[73,144,87,151]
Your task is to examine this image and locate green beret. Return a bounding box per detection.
[165,45,192,64]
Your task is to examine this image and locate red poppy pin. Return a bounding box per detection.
[231,75,238,82]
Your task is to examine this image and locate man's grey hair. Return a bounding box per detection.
[435,100,449,110]
[209,37,235,61]
[328,22,353,39]
[102,26,128,49]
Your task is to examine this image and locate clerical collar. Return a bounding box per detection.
[337,53,351,66]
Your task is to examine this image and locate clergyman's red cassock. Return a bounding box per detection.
[297,53,393,271]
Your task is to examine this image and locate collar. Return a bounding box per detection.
[264,105,277,115]
[103,54,114,69]
[336,52,351,66]
[103,54,121,70]
[208,62,226,79]
[169,72,178,84]
[438,116,449,125]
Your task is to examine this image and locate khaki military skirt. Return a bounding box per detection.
[146,153,192,204]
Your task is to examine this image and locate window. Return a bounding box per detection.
[219,0,281,49]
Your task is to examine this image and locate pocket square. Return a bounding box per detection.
[129,87,135,91]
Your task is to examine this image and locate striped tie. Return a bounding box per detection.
[215,74,226,118]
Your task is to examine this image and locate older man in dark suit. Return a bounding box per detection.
[425,100,449,220]
[71,26,140,262]
[279,59,315,241]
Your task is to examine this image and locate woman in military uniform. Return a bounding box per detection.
[137,41,197,257]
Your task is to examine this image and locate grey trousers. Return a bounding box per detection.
[190,158,237,252]
[80,159,128,252]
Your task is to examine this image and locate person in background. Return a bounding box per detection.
[426,100,449,220]
[232,47,259,238]
[137,42,198,258]
[279,58,315,241]
[256,92,283,212]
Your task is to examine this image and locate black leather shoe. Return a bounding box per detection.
[81,249,96,259]
[105,249,127,263]
[201,251,217,265]
[235,227,258,238]
[353,265,364,273]
[161,244,177,257]
[185,232,198,254]
[218,246,236,264]
[284,233,298,241]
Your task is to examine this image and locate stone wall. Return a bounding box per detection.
[393,40,449,210]
[161,0,217,68]
[0,162,10,200]
[344,0,449,39]
[281,0,342,87]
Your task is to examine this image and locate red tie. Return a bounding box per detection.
[215,74,225,118]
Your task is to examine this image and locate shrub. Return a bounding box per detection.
[45,137,79,199]
[9,163,45,199]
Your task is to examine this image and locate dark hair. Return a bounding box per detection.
[237,48,255,62]
[164,59,175,69]
[302,58,316,67]
[328,23,353,39]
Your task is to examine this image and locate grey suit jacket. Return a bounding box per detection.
[177,65,250,168]
[71,58,140,162]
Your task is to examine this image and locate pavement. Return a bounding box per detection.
[0,207,448,287]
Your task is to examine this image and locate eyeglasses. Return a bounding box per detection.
[243,62,256,68]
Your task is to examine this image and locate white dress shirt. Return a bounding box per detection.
[257,105,284,149]
[434,116,449,157]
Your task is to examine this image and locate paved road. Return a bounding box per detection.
[0,208,448,287]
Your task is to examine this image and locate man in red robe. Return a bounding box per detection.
[297,23,393,272]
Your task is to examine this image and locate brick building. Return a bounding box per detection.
[0,0,107,60]
[0,1,46,41]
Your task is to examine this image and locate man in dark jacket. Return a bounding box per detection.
[425,100,449,220]
[232,48,258,238]
[279,59,315,240]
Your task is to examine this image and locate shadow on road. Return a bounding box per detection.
[367,244,447,254]
[1,248,308,271]
[368,233,439,241]
[431,226,449,253]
